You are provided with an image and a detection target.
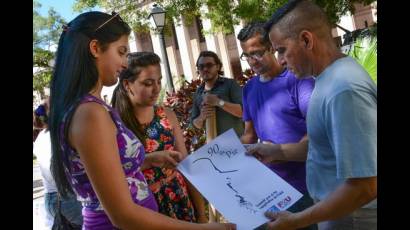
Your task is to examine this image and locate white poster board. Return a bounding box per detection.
[177,129,303,230]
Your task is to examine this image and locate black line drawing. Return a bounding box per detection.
[191,157,256,213]
[235,194,256,213]
[226,177,239,193]
[226,177,258,214]
[193,157,239,174]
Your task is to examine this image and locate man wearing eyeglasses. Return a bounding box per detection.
[237,22,317,230]
[189,50,244,137]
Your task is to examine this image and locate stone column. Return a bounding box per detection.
[174,16,196,82]
[233,22,250,71]
[129,31,138,52]
[150,30,169,90]
[215,32,234,79]
[200,5,234,79]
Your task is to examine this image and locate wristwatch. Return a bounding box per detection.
[218,99,225,107]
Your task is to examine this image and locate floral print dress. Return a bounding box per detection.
[142,106,196,222]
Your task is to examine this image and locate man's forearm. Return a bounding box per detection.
[241,134,257,144]
[266,137,308,162]
[220,102,242,118]
[294,177,377,228]
[278,141,308,161]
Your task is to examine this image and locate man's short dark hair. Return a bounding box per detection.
[264,0,332,41]
[264,0,304,33]
[237,22,270,47]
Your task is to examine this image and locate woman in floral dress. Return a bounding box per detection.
[112,52,208,223]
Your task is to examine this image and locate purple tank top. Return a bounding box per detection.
[60,94,158,229]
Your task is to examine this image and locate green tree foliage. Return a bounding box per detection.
[72,0,102,12]
[160,0,201,25]
[235,0,376,26]
[33,67,53,94]
[33,0,66,96]
[73,0,376,34]
[74,0,152,33]
[201,0,237,34]
[33,2,66,49]
[233,0,287,24]
[346,37,377,84]
[314,0,376,25]
[33,48,54,94]
[73,0,202,35]
[33,1,46,47]
[33,48,54,69]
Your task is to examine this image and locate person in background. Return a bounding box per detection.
[33,99,48,141]
[33,99,83,228]
[190,51,244,137]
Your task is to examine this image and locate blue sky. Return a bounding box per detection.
[37,0,100,22]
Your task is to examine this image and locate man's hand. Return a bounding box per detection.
[202,94,221,107]
[265,211,299,230]
[199,105,216,120]
[192,105,215,129]
[245,143,286,164]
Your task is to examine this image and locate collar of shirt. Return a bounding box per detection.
[197,75,225,94]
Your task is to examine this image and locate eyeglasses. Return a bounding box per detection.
[197,63,217,70]
[95,11,122,32]
[240,49,269,61]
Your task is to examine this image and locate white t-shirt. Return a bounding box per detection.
[33,129,57,193]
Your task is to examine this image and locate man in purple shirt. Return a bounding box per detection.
[238,22,316,230]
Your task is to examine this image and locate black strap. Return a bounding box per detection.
[52,194,81,230]
[56,193,62,214]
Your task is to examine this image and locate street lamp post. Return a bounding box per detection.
[149,4,175,93]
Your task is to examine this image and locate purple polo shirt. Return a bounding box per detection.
[242,69,315,193]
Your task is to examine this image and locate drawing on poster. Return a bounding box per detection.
[192,157,239,174]
[226,177,258,214]
[178,129,304,229]
[191,156,257,214]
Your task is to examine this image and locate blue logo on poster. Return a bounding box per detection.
[277,196,292,209]
[267,205,280,212]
